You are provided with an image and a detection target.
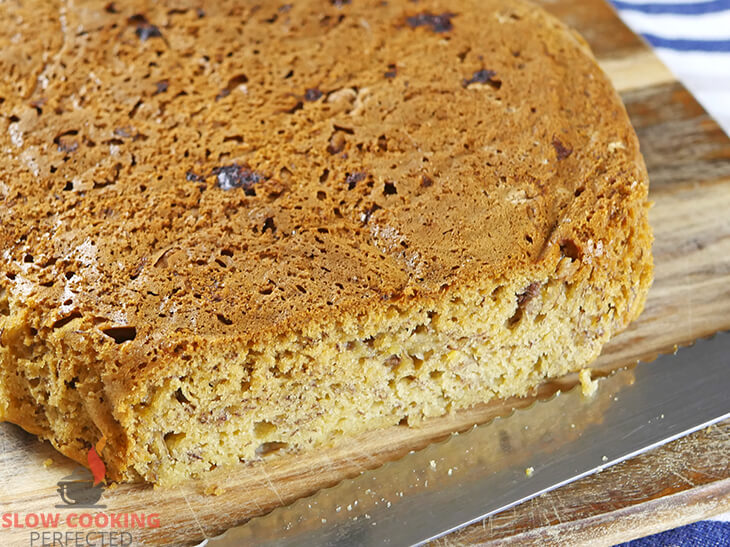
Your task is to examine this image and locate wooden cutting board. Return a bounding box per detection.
[2,1,730,545]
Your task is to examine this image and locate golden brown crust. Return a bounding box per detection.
[0,0,652,482]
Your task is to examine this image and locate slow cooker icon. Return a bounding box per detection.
[55,468,106,508]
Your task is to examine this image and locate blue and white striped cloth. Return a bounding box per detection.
[617,514,730,546]
[610,0,730,135]
[609,1,730,543]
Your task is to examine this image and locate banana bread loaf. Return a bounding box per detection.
[0,0,653,484]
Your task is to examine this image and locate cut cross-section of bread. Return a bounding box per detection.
[0,0,652,484]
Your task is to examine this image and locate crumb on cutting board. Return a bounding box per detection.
[204,484,225,496]
[579,369,599,398]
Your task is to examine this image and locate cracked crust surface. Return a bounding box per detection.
[0,0,652,483]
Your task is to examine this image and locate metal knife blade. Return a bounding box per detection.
[207,332,730,546]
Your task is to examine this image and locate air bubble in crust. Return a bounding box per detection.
[102,326,137,344]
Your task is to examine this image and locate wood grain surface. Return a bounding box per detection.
[432,421,730,546]
[2,1,730,546]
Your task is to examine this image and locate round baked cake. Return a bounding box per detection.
[0,0,653,483]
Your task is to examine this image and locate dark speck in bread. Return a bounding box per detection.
[129,14,163,41]
[213,164,265,194]
[304,88,324,102]
[552,137,573,160]
[186,171,205,183]
[406,12,455,33]
[154,80,169,95]
[346,172,367,190]
[463,69,498,88]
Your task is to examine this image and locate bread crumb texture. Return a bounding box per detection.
[0,0,652,484]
